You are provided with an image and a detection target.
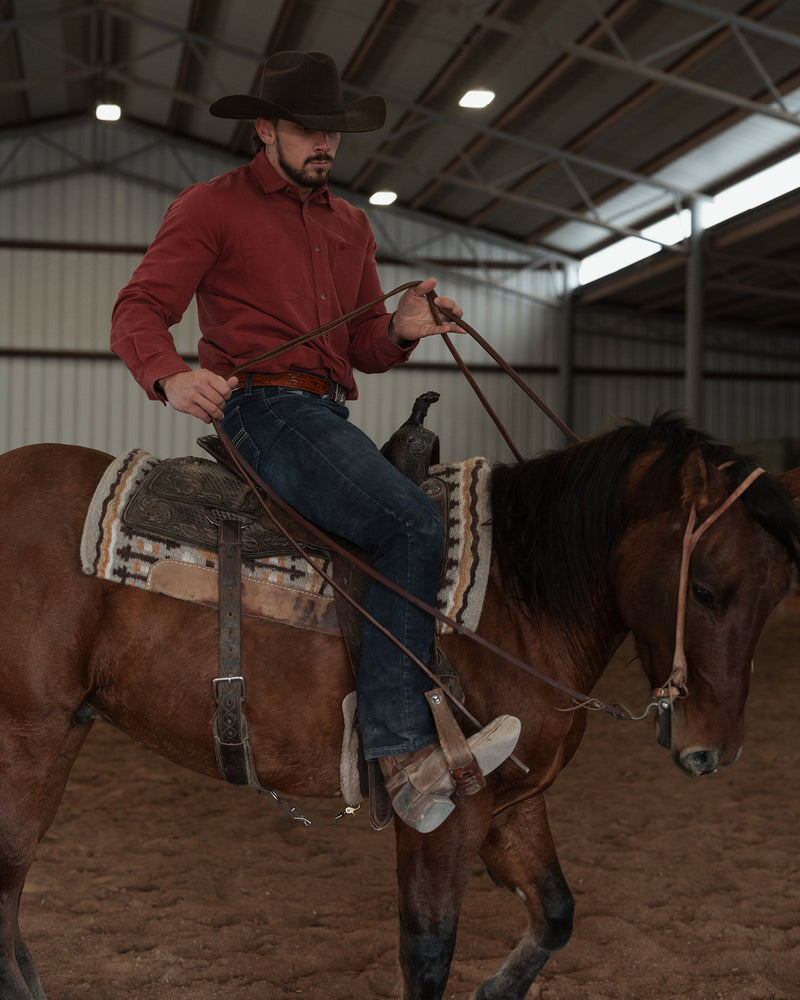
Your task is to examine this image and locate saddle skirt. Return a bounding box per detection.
[80,448,493,637]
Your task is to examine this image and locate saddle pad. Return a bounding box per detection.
[80,449,492,635]
[430,456,492,635]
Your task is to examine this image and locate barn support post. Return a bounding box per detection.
[685,198,705,426]
[555,262,578,446]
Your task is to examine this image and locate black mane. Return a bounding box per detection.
[490,413,800,633]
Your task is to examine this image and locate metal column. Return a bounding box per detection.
[555,263,578,445]
[685,198,705,426]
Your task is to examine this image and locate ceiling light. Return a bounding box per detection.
[95,103,121,122]
[369,190,397,206]
[459,89,495,109]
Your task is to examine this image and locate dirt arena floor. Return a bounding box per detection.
[21,600,800,1000]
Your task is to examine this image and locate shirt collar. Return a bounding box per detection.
[248,152,332,208]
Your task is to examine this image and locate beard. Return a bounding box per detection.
[275,135,334,190]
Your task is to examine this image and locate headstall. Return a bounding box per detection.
[654,466,765,708]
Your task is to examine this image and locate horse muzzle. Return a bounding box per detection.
[677,746,721,775]
[657,703,718,774]
[656,701,743,776]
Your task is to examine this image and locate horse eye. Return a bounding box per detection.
[691,583,716,610]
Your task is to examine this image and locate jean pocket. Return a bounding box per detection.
[222,407,261,470]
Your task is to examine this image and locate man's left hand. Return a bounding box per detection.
[390,277,463,344]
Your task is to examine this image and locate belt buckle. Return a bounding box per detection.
[324,378,346,404]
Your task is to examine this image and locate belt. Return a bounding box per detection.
[235,371,347,404]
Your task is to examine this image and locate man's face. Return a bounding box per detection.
[260,118,341,193]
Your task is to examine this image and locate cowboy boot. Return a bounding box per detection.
[378,714,521,834]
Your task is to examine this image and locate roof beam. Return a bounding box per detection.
[349,0,522,193]
[520,0,787,245]
[404,0,800,128]
[657,0,800,51]
[345,138,691,248]
[350,81,708,202]
[408,0,640,213]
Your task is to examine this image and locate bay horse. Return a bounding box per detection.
[1,413,798,1000]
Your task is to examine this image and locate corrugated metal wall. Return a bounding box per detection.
[0,122,565,464]
[574,306,800,450]
[1,121,798,469]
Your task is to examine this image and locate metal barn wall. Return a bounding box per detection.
[0,121,564,465]
[574,306,800,454]
[1,121,798,469]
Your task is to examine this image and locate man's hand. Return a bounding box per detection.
[158,370,239,423]
[390,277,464,344]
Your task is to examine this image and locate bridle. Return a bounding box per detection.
[653,465,765,709]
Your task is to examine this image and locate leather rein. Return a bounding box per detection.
[213,280,765,729]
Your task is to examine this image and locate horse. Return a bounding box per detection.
[1,413,798,1000]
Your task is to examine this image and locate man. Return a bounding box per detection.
[111,50,519,834]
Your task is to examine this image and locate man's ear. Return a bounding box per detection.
[255,117,275,146]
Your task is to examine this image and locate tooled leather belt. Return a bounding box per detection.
[235,370,347,404]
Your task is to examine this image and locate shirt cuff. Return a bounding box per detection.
[388,313,416,353]
[144,360,193,402]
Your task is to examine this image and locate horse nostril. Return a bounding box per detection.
[679,747,720,775]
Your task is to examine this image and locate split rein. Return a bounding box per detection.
[213,280,765,733]
[213,281,620,733]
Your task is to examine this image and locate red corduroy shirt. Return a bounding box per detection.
[111,153,414,401]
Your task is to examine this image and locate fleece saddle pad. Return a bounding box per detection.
[80,449,493,636]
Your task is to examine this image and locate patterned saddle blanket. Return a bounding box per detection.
[80,448,493,637]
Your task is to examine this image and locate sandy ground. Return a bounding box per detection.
[20,602,800,1000]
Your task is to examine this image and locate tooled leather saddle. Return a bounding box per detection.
[119,391,466,824]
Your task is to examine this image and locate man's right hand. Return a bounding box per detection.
[158,370,239,423]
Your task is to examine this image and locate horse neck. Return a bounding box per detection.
[476,557,628,702]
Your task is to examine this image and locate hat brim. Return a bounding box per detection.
[209,94,386,133]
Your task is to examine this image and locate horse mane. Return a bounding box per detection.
[490,412,800,634]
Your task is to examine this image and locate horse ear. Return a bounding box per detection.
[680,449,725,514]
[777,466,800,502]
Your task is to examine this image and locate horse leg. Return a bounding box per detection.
[471,794,574,1000]
[13,931,47,1000]
[0,830,40,999]
[395,796,494,1000]
[0,718,93,1000]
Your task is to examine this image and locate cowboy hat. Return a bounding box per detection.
[209,50,386,133]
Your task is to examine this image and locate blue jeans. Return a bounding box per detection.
[221,382,444,759]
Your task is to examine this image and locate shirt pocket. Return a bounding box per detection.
[241,238,301,302]
[330,239,368,311]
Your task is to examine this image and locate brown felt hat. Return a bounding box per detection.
[209,50,386,133]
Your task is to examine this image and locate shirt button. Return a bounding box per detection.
[321,293,328,301]
[314,245,321,253]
